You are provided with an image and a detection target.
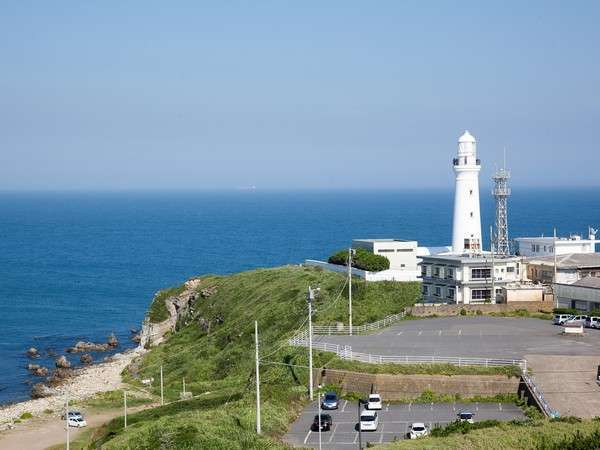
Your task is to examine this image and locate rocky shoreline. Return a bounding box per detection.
[0,347,145,427]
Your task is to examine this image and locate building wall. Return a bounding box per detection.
[554,283,600,311]
[304,260,420,282]
[503,287,544,303]
[352,240,419,272]
[526,263,589,284]
[516,238,596,257]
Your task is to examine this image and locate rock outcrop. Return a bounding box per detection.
[80,354,93,364]
[26,348,39,358]
[139,277,203,348]
[66,341,110,353]
[27,364,49,377]
[31,383,57,399]
[55,355,71,369]
[107,333,119,348]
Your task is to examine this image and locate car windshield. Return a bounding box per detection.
[369,396,380,401]
[460,413,473,419]
[325,394,337,401]
[361,415,376,421]
[412,426,425,431]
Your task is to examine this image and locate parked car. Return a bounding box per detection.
[458,411,475,423]
[565,315,588,326]
[61,411,84,421]
[320,392,339,410]
[553,314,572,325]
[585,316,600,329]
[359,410,379,431]
[407,422,429,439]
[311,414,332,431]
[67,416,87,428]
[367,393,382,410]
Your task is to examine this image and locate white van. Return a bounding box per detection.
[553,314,571,325]
[585,316,600,329]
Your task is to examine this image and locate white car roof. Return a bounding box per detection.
[361,411,377,417]
[411,422,425,427]
[369,394,380,399]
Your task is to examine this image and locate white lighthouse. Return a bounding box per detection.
[451,130,482,255]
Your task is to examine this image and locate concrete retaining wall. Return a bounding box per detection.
[317,370,519,400]
[408,301,552,317]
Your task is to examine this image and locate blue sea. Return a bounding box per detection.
[1,189,598,404]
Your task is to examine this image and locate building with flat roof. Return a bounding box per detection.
[524,253,600,284]
[421,254,523,304]
[515,228,597,257]
[554,277,600,311]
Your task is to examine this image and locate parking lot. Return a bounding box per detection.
[284,399,526,449]
[314,316,600,359]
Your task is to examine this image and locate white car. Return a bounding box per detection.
[585,316,600,329]
[553,314,572,325]
[367,393,382,410]
[458,411,475,423]
[408,422,429,439]
[359,410,379,431]
[67,416,87,428]
[565,315,588,326]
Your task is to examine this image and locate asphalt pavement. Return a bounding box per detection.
[284,399,526,449]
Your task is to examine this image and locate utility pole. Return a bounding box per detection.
[182,377,186,395]
[318,391,322,450]
[160,365,164,406]
[307,286,314,401]
[124,390,128,428]
[65,387,70,450]
[348,248,355,335]
[357,399,365,450]
[490,225,496,304]
[553,227,558,308]
[254,320,261,434]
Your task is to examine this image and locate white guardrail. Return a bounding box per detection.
[311,311,406,335]
[521,372,560,418]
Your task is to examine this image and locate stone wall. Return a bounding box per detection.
[317,370,519,400]
[408,301,552,317]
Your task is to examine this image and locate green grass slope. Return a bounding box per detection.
[84,265,419,449]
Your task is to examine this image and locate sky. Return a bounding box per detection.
[1,1,599,190]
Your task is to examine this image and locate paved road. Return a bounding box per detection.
[314,316,600,359]
[284,399,525,449]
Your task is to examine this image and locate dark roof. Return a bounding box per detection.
[573,277,600,289]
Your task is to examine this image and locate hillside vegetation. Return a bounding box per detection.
[83,265,419,449]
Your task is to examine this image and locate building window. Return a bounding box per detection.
[422,285,429,295]
[447,288,455,299]
[434,286,442,297]
[507,266,515,273]
[471,268,491,279]
[433,267,440,277]
[421,265,427,276]
[446,268,454,279]
[471,289,491,300]
[378,249,394,253]
[396,249,413,252]
[469,190,473,195]
[400,264,406,268]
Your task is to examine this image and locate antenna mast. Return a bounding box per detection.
[492,148,511,256]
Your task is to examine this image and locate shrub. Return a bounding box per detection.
[460,308,467,316]
[553,307,577,315]
[431,419,501,437]
[19,412,33,420]
[328,248,390,272]
[476,309,483,315]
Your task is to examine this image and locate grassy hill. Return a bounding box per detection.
[83,265,420,449]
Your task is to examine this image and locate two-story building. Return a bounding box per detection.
[420,254,522,304]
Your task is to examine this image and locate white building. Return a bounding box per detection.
[451,130,482,255]
[515,228,597,257]
[421,255,523,304]
[524,253,600,284]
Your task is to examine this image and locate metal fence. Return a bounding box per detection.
[288,332,527,370]
[311,311,406,335]
[521,372,559,418]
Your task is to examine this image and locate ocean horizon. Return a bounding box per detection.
[1,188,599,405]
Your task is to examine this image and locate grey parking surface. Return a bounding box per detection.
[284,399,526,449]
[314,316,600,359]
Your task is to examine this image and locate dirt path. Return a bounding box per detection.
[0,404,154,450]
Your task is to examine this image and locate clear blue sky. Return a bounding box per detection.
[1,1,599,190]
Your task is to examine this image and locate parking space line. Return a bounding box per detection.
[418,330,423,336]
[397,331,403,336]
[328,423,338,443]
[458,329,462,336]
[353,432,358,443]
[476,402,479,411]
[430,402,434,411]
[342,400,348,412]
[303,430,312,444]
[499,403,502,411]
[379,423,385,443]
[438,330,442,336]
[408,402,412,412]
